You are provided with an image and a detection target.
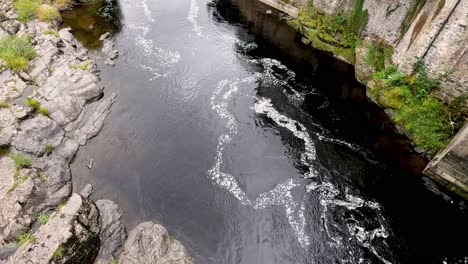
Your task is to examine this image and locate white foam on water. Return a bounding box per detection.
[207,56,393,262]
[187,0,202,36]
[140,0,155,23]
[208,78,312,248]
[128,23,181,79]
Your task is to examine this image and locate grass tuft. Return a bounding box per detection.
[0,101,10,108]
[43,29,59,37]
[9,153,32,169]
[37,4,60,21]
[0,36,37,71]
[17,232,36,246]
[38,212,50,225]
[14,0,41,21]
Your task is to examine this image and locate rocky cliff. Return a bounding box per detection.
[270,0,468,199]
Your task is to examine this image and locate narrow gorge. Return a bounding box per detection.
[0,0,467,263]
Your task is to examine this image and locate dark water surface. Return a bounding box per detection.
[64,0,468,263]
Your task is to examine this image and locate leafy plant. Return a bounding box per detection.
[26,98,41,109]
[0,36,37,70]
[39,106,50,116]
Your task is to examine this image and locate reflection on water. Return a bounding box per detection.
[61,0,123,49]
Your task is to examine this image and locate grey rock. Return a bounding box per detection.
[52,138,79,162]
[0,157,46,245]
[0,20,20,34]
[105,58,115,66]
[9,194,101,264]
[108,50,119,60]
[34,156,71,208]
[0,108,17,146]
[80,184,93,198]
[99,32,111,41]
[86,158,95,169]
[11,115,65,155]
[94,200,126,264]
[58,28,74,44]
[44,95,84,126]
[74,93,117,145]
[118,221,193,264]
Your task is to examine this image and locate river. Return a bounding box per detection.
[62,0,468,263]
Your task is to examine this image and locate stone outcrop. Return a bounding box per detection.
[9,194,101,264]
[424,123,468,199]
[94,200,126,264]
[118,222,194,264]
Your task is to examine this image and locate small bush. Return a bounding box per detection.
[43,29,59,37]
[38,212,50,225]
[37,4,60,21]
[17,232,36,246]
[0,36,37,70]
[9,153,32,169]
[384,71,406,87]
[14,0,41,21]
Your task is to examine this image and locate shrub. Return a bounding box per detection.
[17,232,36,246]
[9,153,32,169]
[0,36,37,70]
[37,4,60,21]
[384,71,406,87]
[14,0,41,21]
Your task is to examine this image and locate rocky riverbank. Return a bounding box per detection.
[0,0,193,263]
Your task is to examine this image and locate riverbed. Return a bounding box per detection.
[63,0,468,263]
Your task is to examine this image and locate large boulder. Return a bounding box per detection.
[9,193,100,264]
[94,200,126,264]
[118,221,193,264]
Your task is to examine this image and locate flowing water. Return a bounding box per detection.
[63,0,468,263]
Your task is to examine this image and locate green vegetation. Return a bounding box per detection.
[39,172,47,182]
[26,98,49,116]
[70,60,91,70]
[109,257,117,264]
[365,41,393,71]
[52,245,63,258]
[9,153,32,169]
[38,212,50,225]
[44,144,53,154]
[17,231,36,246]
[0,101,10,108]
[289,0,368,62]
[43,29,59,37]
[0,36,37,70]
[400,0,427,38]
[13,0,42,21]
[37,4,60,21]
[7,181,20,194]
[371,60,455,155]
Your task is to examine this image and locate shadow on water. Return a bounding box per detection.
[63,0,468,263]
[214,0,468,263]
[60,0,123,49]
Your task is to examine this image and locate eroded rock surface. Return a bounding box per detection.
[118,222,193,264]
[9,194,100,264]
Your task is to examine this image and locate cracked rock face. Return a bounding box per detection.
[11,115,65,156]
[9,194,101,264]
[0,157,46,246]
[118,221,194,264]
[94,200,126,264]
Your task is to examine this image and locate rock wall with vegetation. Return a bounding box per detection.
[282,0,468,198]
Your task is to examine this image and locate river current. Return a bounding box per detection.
[63,0,468,263]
